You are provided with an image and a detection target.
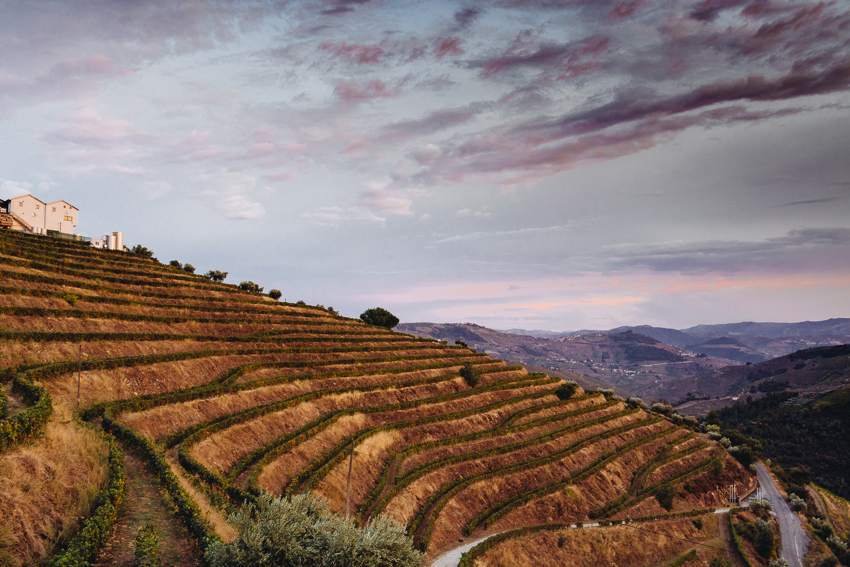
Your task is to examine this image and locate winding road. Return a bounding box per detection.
[755,462,809,567]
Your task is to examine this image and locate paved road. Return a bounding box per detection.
[755,462,809,567]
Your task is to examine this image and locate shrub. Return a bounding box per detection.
[820,556,839,567]
[557,534,566,548]
[204,270,228,282]
[238,281,263,293]
[711,457,724,477]
[359,307,399,330]
[753,518,775,558]
[768,560,789,567]
[651,402,674,416]
[205,493,422,567]
[749,499,773,517]
[728,445,755,467]
[63,293,79,306]
[131,244,154,259]
[719,437,732,448]
[268,289,282,301]
[555,381,578,400]
[789,493,807,512]
[133,523,161,567]
[653,483,677,511]
[169,260,182,269]
[693,518,704,530]
[455,340,468,348]
[459,363,480,387]
[182,264,195,274]
[711,557,732,567]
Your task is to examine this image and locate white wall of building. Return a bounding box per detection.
[45,200,78,234]
[10,194,45,230]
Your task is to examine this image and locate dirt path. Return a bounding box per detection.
[717,511,749,567]
[91,447,202,567]
[2,382,27,418]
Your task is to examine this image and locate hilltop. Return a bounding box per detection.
[0,230,752,567]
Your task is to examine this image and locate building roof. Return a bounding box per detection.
[8,194,46,204]
[46,200,79,210]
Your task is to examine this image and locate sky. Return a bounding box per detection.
[1,0,849,332]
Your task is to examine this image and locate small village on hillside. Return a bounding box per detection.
[0,193,124,250]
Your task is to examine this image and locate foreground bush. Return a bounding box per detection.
[205,493,422,567]
[133,524,160,567]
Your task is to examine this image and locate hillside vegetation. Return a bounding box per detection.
[1,230,752,567]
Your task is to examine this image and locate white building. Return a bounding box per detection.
[45,200,78,234]
[7,194,78,234]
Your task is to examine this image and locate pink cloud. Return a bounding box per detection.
[320,40,385,64]
[611,1,642,19]
[49,55,133,78]
[435,38,464,58]
[334,80,393,101]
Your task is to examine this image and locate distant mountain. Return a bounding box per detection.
[396,323,732,401]
[683,318,850,338]
[508,319,850,362]
[682,343,850,401]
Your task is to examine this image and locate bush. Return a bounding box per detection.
[711,457,724,477]
[131,244,154,259]
[133,523,160,567]
[238,281,263,293]
[789,493,807,512]
[753,518,775,558]
[749,499,773,517]
[169,260,182,269]
[182,264,195,274]
[268,289,282,301]
[820,556,839,567]
[728,445,755,467]
[693,518,704,530]
[555,381,578,400]
[204,270,228,282]
[63,293,79,306]
[205,493,422,567]
[459,363,480,387]
[653,483,677,511]
[359,307,399,330]
[768,560,790,567]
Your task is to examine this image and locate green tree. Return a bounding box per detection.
[268,289,282,300]
[204,270,228,282]
[169,260,182,268]
[238,281,263,293]
[555,381,578,400]
[359,307,399,329]
[205,493,422,567]
[459,363,480,387]
[182,263,195,274]
[131,244,154,259]
[653,483,677,511]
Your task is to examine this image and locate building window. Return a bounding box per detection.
[52,207,56,212]
[35,204,40,209]
[64,215,73,221]
[18,202,23,207]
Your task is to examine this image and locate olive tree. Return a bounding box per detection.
[205,493,422,567]
[268,289,282,300]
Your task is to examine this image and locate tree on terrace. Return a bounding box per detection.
[268,289,282,300]
[131,244,154,259]
[359,307,399,329]
[204,270,228,282]
[238,281,263,293]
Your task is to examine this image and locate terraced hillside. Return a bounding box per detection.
[0,230,754,567]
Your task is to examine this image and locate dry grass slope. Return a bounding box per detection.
[0,230,754,566]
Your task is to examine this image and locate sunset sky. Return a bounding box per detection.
[2,0,849,331]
